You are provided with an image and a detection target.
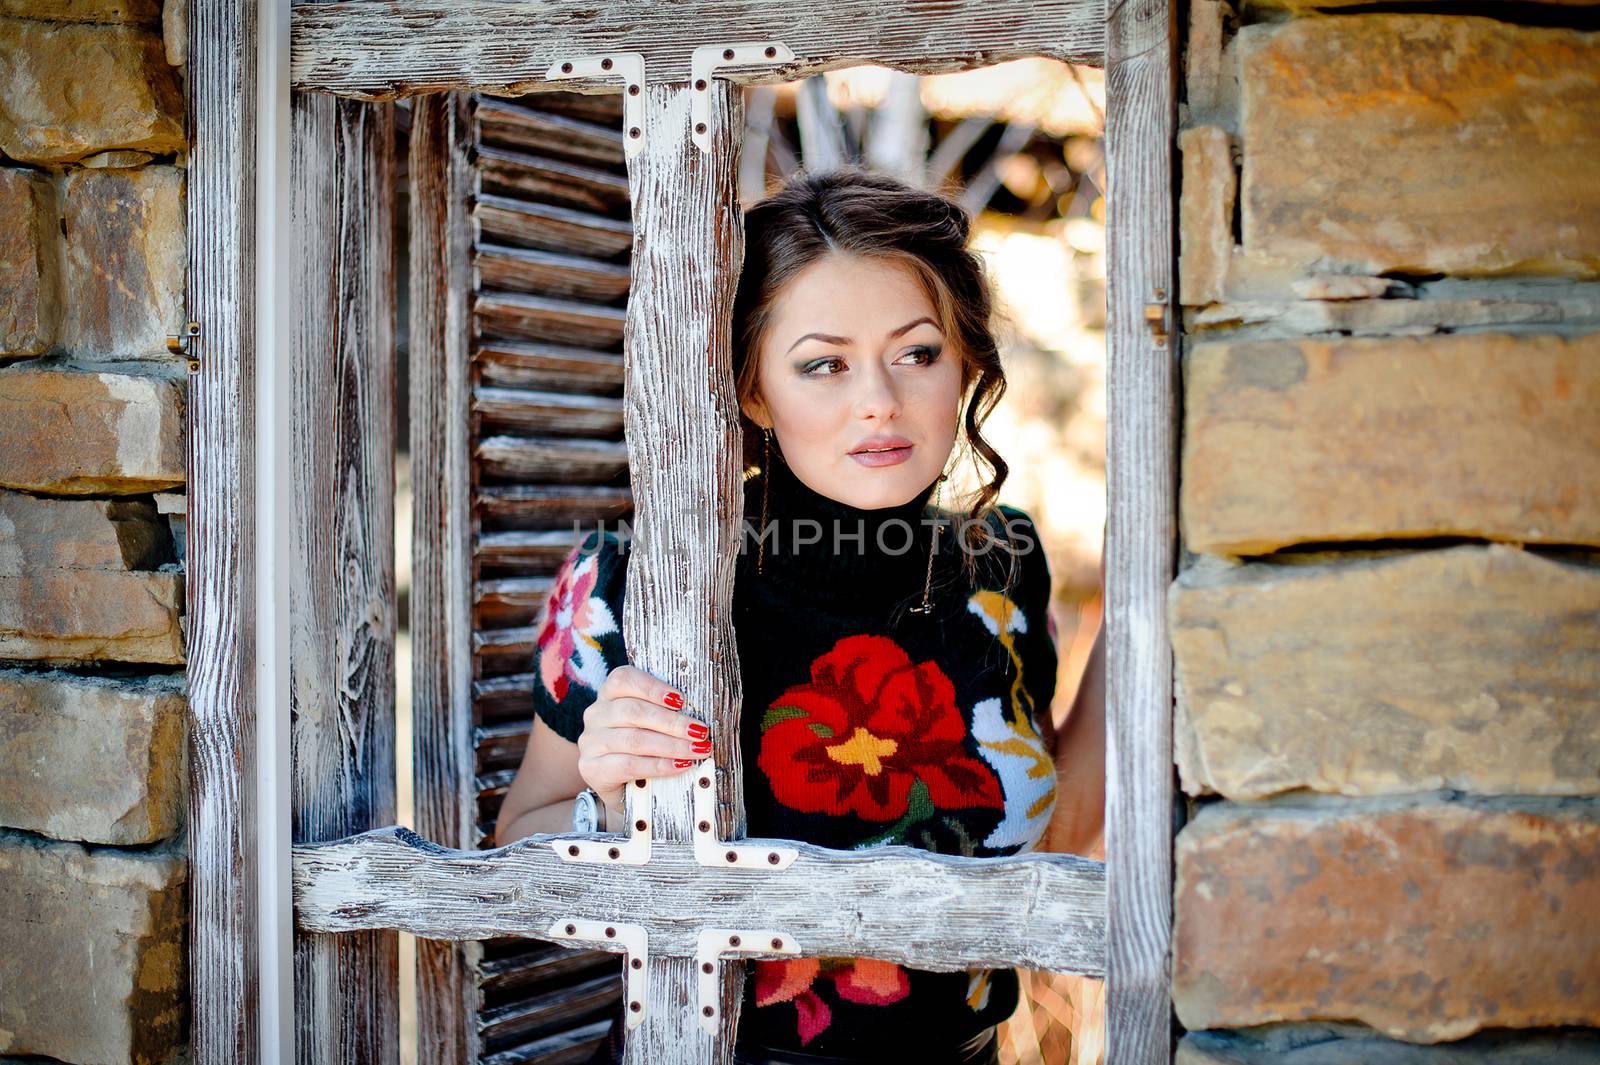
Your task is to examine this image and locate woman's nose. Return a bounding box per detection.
[851,363,901,420]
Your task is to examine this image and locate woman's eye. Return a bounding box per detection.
[900,345,941,365]
[802,356,846,376]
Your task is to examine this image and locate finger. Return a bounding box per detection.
[590,723,710,761]
[606,695,708,741]
[587,752,697,789]
[604,664,689,714]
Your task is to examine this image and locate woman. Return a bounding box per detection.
[495,167,1107,1065]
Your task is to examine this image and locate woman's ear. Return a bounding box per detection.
[740,392,771,430]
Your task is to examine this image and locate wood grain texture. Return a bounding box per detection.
[293,827,1109,975]
[1105,0,1181,1061]
[475,339,624,393]
[408,93,486,1065]
[476,144,632,216]
[185,0,260,1060]
[606,81,749,1063]
[289,91,400,1065]
[289,0,1105,99]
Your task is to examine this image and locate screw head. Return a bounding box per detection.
[695,122,707,134]
[567,844,579,856]
[605,926,616,938]
[728,935,741,946]
[725,850,737,862]
[561,62,573,73]
[628,84,639,95]
[635,778,647,788]
[629,127,640,138]
[723,48,734,60]
[702,961,714,973]
[771,937,783,949]
[630,1000,642,1012]
[565,923,576,935]
[765,46,777,58]
[697,820,710,832]
[608,846,621,859]
[631,957,643,969]
[601,57,613,70]
[767,852,780,865]
[698,777,710,788]
[695,78,707,90]
[703,1005,715,1017]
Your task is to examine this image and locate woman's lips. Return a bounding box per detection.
[849,445,913,467]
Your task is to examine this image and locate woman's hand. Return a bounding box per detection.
[578,665,712,813]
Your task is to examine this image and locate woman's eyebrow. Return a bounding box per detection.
[784,316,940,355]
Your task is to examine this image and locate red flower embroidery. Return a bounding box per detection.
[755,957,911,1045]
[758,634,1004,821]
[536,545,617,704]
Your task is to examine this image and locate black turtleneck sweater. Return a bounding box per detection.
[529,454,1061,1059]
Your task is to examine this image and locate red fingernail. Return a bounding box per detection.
[664,691,684,709]
[674,758,694,768]
[691,740,712,753]
[687,722,708,740]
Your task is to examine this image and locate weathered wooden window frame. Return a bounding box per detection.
[184,0,1177,1061]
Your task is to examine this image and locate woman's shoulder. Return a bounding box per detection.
[953,503,1051,601]
[565,525,631,581]
[531,525,631,743]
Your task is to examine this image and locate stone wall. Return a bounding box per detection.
[0,0,189,1062]
[1172,1,1600,1061]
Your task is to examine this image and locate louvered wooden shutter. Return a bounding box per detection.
[412,89,636,1065]
[473,90,635,1065]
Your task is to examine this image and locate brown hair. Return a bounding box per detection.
[732,166,1020,591]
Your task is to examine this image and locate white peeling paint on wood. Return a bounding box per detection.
[408,92,488,1065]
[289,0,1104,99]
[613,79,749,1065]
[288,88,400,1065]
[186,0,261,1059]
[293,826,1108,974]
[1105,0,1180,1062]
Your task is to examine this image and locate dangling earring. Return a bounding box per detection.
[758,426,774,575]
[909,464,953,615]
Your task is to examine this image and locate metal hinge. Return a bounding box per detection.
[167,321,202,373]
[545,52,648,159]
[1144,288,1171,347]
[690,42,795,152]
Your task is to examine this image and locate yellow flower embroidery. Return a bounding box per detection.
[967,590,1057,851]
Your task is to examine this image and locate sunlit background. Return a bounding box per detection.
[393,60,1107,1065]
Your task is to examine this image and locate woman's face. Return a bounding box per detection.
[742,252,964,511]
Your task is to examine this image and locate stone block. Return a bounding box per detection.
[1179,1027,1600,1064]
[0,167,58,357]
[0,669,185,845]
[1171,545,1600,799]
[161,0,182,67]
[0,491,183,663]
[1257,0,1599,9]
[0,491,171,573]
[0,363,185,494]
[0,570,184,662]
[81,148,156,168]
[1239,16,1600,278]
[61,165,185,358]
[0,829,186,1064]
[1173,797,1600,1041]
[0,0,161,23]
[1181,332,1600,555]
[1178,126,1234,307]
[0,18,183,164]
